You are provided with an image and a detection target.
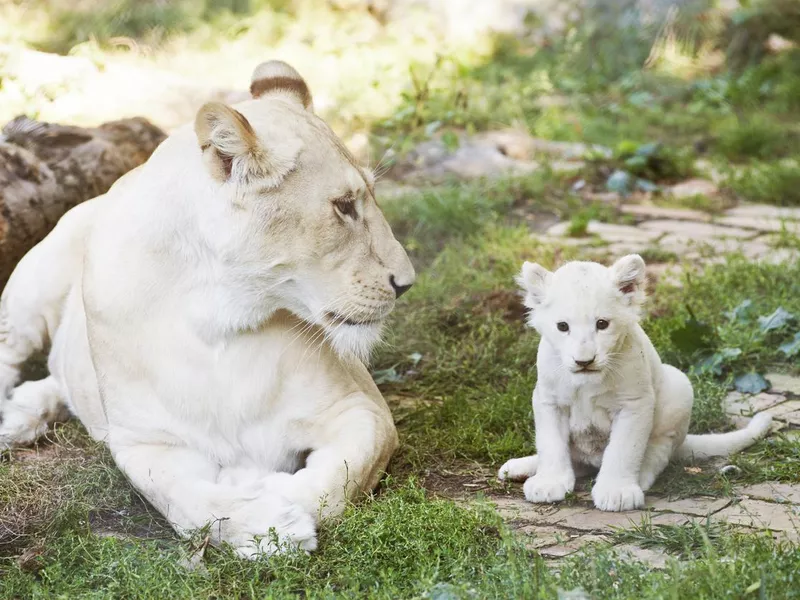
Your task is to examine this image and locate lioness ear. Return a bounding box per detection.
[250,60,314,113]
[194,102,297,187]
[611,254,646,307]
[516,261,552,310]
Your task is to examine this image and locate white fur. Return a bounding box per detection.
[499,255,772,512]
[0,62,415,558]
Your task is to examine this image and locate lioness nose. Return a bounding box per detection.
[575,357,596,368]
[390,275,413,299]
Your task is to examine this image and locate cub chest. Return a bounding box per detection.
[566,396,616,467]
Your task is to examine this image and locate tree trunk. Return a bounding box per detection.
[0,115,166,290]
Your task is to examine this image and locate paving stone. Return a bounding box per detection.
[668,178,718,200]
[606,242,652,256]
[780,409,800,426]
[516,525,569,549]
[614,544,670,569]
[639,220,755,239]
[647,496,730,516]
[619,204,711,222]
[725,205,800,221]
[662,235,746,256]
[491,497,588,526]
[766,373,800,395]
[558,509,650,532]
[651,513,698,526]
[763,401,800,421]
[737,483,800,505]
[724,392,787,417]
[537,235,601,247]
[583,191,620,204]
[547,221,660,243]
[717,216,800,234]
[715,499,800,532]
[539,534,609,558]
[549,160,586,174]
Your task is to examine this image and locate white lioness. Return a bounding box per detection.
[0,61,415,556]
[498,255,772,512]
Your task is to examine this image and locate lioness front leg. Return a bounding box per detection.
[112,441,317,558]
[256,397,397,519]
[523,396,574,503]
[592,402,654,511]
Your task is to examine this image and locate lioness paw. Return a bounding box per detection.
[591,480,644,512]
[224,497,317,560]
[523,473,574,504]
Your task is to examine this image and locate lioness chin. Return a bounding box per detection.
[0,61,414,557]
[498,255,772,512]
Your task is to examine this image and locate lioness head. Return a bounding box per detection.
[516,255,647,379]
[192,61,414,359]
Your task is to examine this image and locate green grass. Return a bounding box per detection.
[2,2,800,597]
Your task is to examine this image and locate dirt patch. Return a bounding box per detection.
[469,289,528,323]
[421,465,496,498]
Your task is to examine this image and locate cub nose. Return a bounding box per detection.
[574,357,596,368]
[389,274,413,299]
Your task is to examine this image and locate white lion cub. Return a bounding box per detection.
[498,255,772,512]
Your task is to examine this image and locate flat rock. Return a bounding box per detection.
[547,221,660,243]
[557,509,650,532]
[516,525,569,549]
[725,205,800,221]
[647,496,730,516]
[614,544,670,569]
[639,220,756,239]
[763,400,800,421]
[767,373,800,395]
[620,204,711,222]
[737,483,800,505]
[715,499,800,531]
[539,534,609,558]
[724,392,787,417]
[717,216,800,234]
[473,130,611,161]
[668,178,718,199]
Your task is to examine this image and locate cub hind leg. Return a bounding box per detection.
[639,364,693,490]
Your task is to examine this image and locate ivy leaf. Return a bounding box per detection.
[372,366,403,385]
[606,170,633,195]
[670,315,716,356]
[778,332,800,357]
[734,372,770,394]
[726,299,753,323]
[694,347,742,376]
[758,307,795,332]
[635,142,661,157]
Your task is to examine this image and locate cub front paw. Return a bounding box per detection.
[591,480,644,512]
[523,473,574,504]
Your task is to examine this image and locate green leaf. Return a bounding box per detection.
[635,142,661,157]
[694,347,742,376]
[778,332,800,357]
[606,170,633,195]
[726,299,753,323]
[734,372,770,394]
[441,131,460,152]
[372,366,403,385]
[758,307,795,332]
[670,316,717,356]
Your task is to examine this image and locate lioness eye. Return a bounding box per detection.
[557,322,569,332]
[596,319,610,330]
[333,195,357,220]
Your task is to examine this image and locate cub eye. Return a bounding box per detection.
[596,319,610,330]
[556,322,569,332]
[333,195,357,220]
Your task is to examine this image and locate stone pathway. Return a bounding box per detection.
[541,203,800,271]
[475,374,800,565]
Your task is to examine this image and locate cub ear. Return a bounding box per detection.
[194,102,297,187]
[516,261,552,310]
[250,60,314,113]
[610,254,646,307]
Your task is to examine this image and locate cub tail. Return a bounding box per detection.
[675,413,773,461]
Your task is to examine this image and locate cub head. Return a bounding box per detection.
[192,61,414,359]
[516,255,647,379]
